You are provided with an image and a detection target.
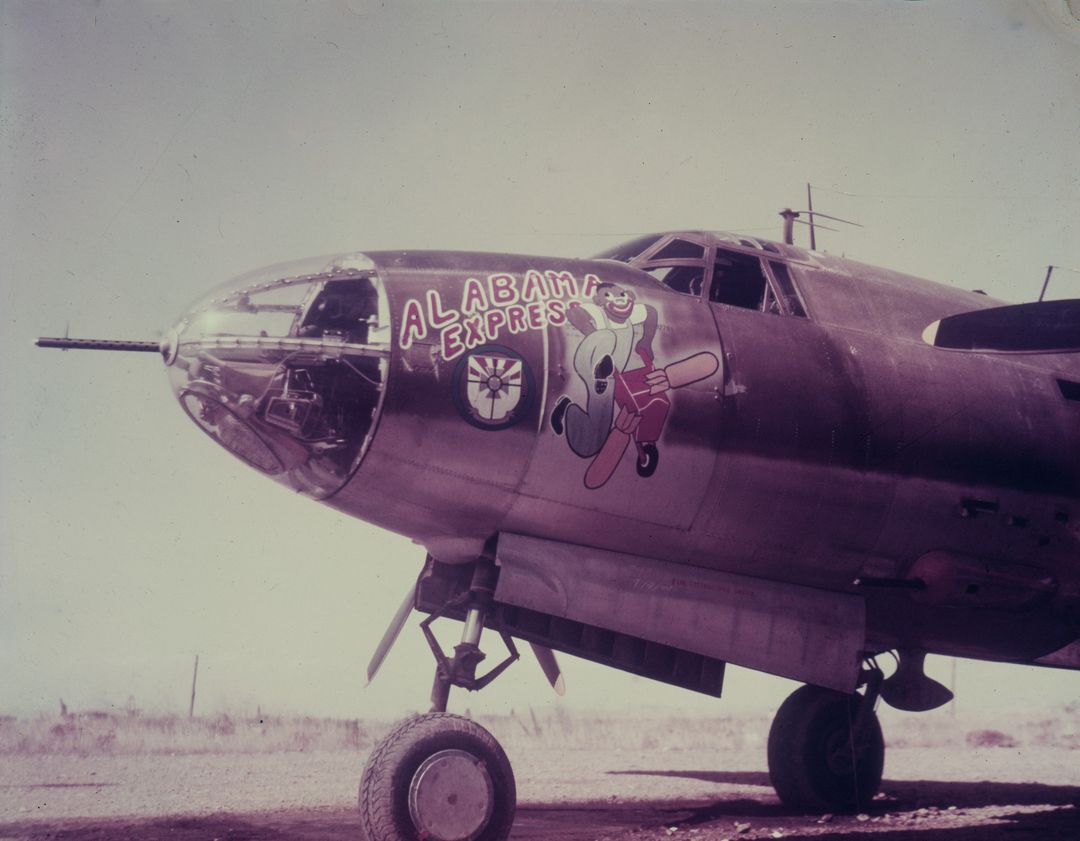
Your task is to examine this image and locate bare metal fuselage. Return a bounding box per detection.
[162,235,1080,691]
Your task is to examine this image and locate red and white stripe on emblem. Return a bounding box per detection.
[465,354,524,422]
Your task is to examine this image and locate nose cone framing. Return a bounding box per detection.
[166,253,390,498]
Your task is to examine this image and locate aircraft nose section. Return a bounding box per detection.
[167,253,391,498]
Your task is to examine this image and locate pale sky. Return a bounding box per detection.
[2,1,1079,721]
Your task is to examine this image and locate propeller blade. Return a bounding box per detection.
[530,643,565,696]
[365,582,417,685]
[923,299,1080,354]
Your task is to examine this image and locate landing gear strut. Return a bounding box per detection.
[767,663,885,813]
[359,560,518,841]
[423,561,520,714]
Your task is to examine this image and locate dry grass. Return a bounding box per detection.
[489,708,775,753]
[0,709,772,757]
[1,703,1076,757]
[882,704,1080,750]
[0,713,379,756]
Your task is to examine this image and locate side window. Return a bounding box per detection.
[710,250,770,311]
[768,261,809,317]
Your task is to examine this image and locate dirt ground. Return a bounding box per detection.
[1,743,1077,840]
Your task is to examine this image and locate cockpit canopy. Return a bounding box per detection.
[594,231,808,318]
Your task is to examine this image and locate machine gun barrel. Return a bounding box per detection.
[36,337,162,353]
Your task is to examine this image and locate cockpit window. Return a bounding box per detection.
[709,250,771,311]
[592,234,662,262]
[768,261,808,317]
[645,265,706,296]
[651,238,705,261]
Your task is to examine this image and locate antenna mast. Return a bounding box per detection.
[1039,266,1054,302]
[778,198,862,248]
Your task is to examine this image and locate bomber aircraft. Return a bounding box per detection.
[38,227,1080,841]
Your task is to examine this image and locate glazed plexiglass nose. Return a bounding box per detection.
[166,254,390,498]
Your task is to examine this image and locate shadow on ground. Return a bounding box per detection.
[613,768,1080,809]
[605,770,1080,840]
[1,775,1077,840]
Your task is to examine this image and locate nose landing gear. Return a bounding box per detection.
[358,560,519,841]
[359,713,516,841]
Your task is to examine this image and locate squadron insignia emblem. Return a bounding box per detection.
[452,345,534,431]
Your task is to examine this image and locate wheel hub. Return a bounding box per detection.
[408,748,494,841]
[823,727,854,776]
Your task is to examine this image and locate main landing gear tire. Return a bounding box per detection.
[359,713,516,841]
[767,684,884,814]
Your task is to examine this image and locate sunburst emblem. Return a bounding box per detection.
[452,345,534,431]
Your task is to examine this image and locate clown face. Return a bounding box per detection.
[594,283,636,323]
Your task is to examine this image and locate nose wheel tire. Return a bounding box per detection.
[359,713,516,841]
[767,684,884,813]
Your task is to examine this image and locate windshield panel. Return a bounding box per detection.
[591,234,663,263]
